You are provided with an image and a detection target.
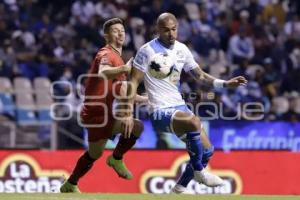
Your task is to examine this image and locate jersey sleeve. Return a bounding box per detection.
[133,47,149,73]
[183,45,198,72]
[96,51,113,69]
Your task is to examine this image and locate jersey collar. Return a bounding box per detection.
[156,38,175,50]
[107,44,122,56]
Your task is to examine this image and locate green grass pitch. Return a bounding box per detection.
[0,194,299,200]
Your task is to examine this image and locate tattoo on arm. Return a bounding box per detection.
[189,67,216,87]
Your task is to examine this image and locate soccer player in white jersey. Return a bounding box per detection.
[121,13,247,194]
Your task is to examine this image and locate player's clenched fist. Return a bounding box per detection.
[225,76,248,88]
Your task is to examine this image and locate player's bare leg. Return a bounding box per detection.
[171,111,223,189]
[60,139,107,193]
[106,119,143,179]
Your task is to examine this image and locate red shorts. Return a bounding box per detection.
[80,108,115,142]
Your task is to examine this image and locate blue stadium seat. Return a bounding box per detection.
[37,109,52,124]
[16,109,37,125]
[0,93,15,118]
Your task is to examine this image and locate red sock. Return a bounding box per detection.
[113,135,138,160]
[68,151,96,185]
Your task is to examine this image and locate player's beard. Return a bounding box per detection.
[168,36,176,45]
[165,39,175,47]
[158,37,173,48]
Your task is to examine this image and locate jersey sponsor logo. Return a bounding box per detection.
[176,50,185,63]
[176,50,185,59]
[176,60,185,63]
[139,154,242,194]
[0,154,68,193]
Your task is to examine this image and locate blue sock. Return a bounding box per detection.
[186,132,203,171]
[177,162,194,187]
[177,143,213,187]
[202,146,214,168]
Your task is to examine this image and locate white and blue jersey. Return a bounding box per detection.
[133,38,198,112]
[133,38,199,133]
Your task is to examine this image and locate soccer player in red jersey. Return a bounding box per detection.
[60,18,147,193]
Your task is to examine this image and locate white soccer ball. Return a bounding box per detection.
[148,53,174,79]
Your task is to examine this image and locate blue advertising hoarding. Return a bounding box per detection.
[104,120,300,151]
[209,121,300,152]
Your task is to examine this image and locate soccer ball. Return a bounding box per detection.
[148,53,174,79]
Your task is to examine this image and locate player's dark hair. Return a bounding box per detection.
[103,18,124,34]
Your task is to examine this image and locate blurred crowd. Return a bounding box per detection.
[0,0,300,122]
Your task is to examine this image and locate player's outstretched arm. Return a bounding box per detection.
[120,67,145,138]
[189,66,247,89]
[98,57,133,79]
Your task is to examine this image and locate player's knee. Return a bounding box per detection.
[132,119,144,137]
[188,116,201,132]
